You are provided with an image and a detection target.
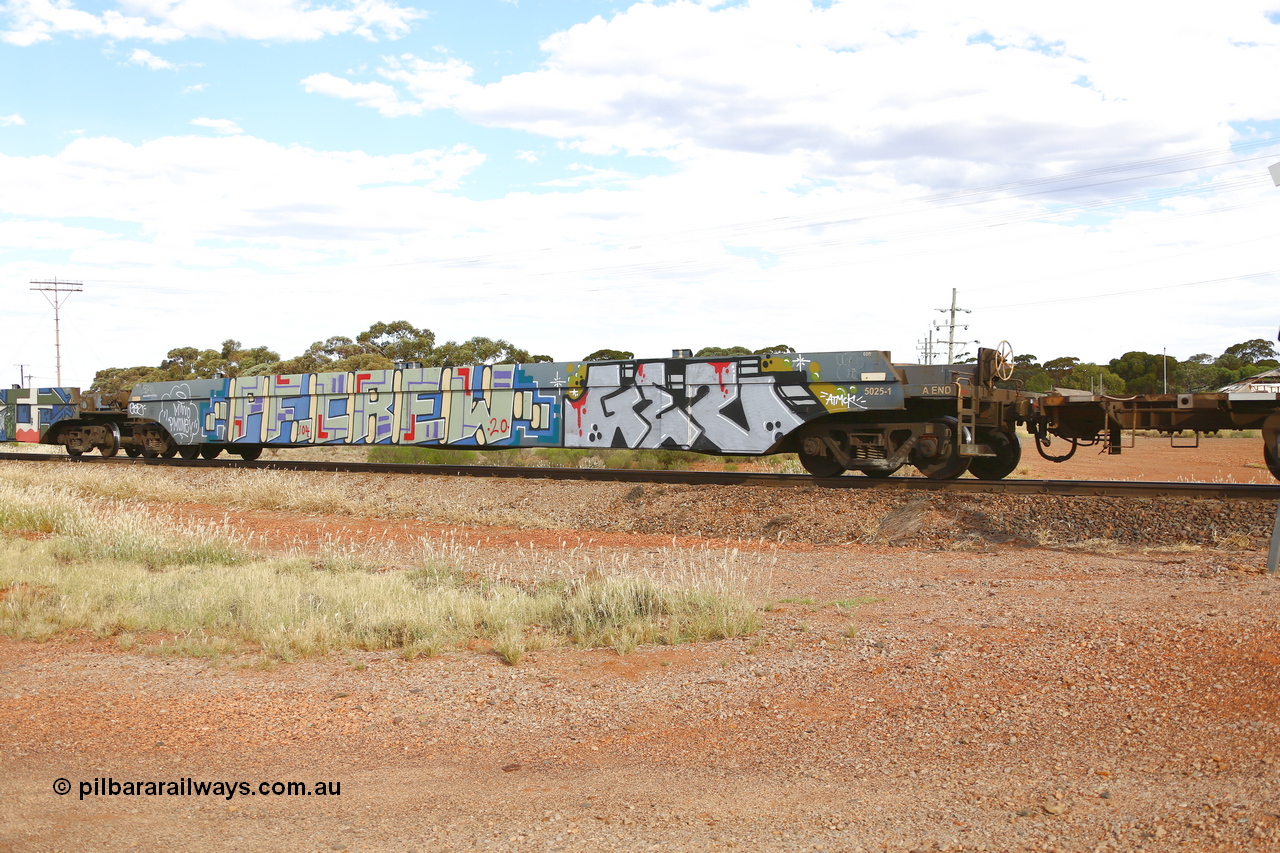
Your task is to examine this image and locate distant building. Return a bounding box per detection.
[1219,368,1280,394]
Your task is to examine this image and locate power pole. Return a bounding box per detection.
[916,327,941,365]
[916,326,936,363]
[13,364,29,387]
[935,287,978,364]
[29,278,82,387]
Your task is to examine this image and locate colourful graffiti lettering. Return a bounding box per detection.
[105,351,906,454]
[0,387,77,442]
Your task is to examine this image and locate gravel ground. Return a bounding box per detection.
[146,465,1277,553]
[1,439,1278,852]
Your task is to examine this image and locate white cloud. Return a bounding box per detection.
[305,0,1280,186]
[0,114,25,126]
[182,83,208,94]
[1,0,423,45]
[378,54,477,109]
[300,73,422,117]
[0,133,487,246]
[537,163,638,188]
[302,54,476,116]
[1,0,185,45]
[0,132,494,379]
[128,48,176,70]
[190,117,243,134]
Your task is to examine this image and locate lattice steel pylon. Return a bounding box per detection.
[30,278,83,386]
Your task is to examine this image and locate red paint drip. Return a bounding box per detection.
[710,361,733,397]
[569,393,588,436]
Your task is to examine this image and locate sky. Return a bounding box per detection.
[2,0,1280,390]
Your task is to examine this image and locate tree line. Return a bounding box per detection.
[1004,339,1279,394]
[88,321,1277,397]
[89,321,552,394]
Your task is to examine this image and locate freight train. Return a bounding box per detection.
[3,345,1279,481]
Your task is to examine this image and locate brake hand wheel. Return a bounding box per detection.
[995,340,1015,381]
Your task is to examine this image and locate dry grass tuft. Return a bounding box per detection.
[0,480,769,662]
[1214,531,1252,550]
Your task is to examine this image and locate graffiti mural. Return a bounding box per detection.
[112,350,907,454]
[560,360,809,453]
[0,387,76,442]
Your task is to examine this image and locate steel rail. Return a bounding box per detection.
[2,451,1278,501]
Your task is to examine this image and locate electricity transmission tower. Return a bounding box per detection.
[30,278,82,386]
[934,287,978,364]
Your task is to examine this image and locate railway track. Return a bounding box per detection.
[3,451,1278,501]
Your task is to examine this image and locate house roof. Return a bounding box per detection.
[1218,367,1280,393]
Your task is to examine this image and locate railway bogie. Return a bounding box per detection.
[8,345,1280,482]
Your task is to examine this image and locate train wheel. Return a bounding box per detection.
[861,465,902,478]
[967,429,1022,480]
[125,446,142,458]
[199,446,222,459]
[98,439,119,458]
[66,447,84,457]
[177,445,201,460]
[798,449,844,477]
[1264,416,1280,481]
[160,443,178,459]
[1265,442,1280,480]
[911,416,971,480]
[235,446,263,461]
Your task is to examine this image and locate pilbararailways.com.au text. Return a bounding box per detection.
[56,777,341,801]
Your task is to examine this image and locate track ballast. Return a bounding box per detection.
[2,451,1277,502]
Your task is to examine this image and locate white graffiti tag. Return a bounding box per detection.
[159,384,201,443]
[818,390,868,411]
